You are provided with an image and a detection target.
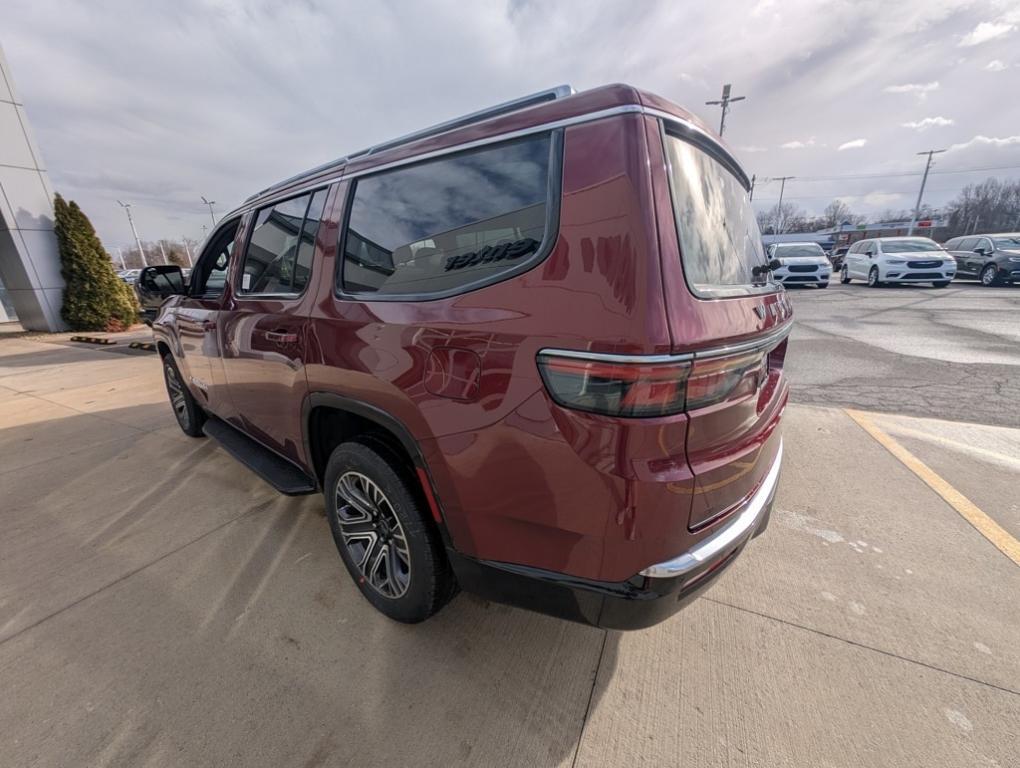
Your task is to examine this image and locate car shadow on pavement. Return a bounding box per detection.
[0,401,620,767]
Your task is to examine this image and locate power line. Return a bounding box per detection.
[771,163,1020,183]
[705,84,745,136]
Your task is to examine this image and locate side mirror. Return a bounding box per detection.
[974,247,988,256]
[865,250,874,257]
[137,265,186,298]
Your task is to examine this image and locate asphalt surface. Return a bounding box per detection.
[1,294,1018,767]
[787,281,1020,428]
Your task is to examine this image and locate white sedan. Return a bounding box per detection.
[766,242,832,288]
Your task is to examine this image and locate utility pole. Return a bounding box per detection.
[182,237,193,267]
[705,83,745,137]
[773,176,795,234]
[201,196,217,226]
[907,149,946,236]
[114,247,126,270]
[158,240,169,265]
[117,200,148,267]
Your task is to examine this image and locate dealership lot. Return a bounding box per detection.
[1,284,1018,767]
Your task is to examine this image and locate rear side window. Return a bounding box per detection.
[339,134,555,297]
[240,189,328,296]
[663,131,771,297]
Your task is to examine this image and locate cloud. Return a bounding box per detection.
[958,21,1015,47]
[984,59,1008,71]
[780,137,817,149]
[837,139,867,151]
[901,116,954,130]
[883,81,940,99]
[739,145,767,153]
[947,134,1020,151]
[862,192,903,207]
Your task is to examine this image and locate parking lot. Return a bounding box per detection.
[1,283,1018,767]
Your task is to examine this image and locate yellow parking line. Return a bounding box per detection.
[846,408,1020,568]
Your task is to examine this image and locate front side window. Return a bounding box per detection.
[664,131,771,297]
[880,238,941,253]
[240,189,327,296]
[190,220,239,298]
[340,134,554,297]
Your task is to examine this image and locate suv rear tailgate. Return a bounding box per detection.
[644,114,792,531]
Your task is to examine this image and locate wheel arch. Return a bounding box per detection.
[302,393,448,531]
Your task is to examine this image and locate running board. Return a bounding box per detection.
[202,417,317,496]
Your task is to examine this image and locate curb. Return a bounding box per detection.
[128,342,157,352]
[70,336,116,345]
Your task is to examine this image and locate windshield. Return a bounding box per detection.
[993,235,1020,249]
[775,244,825,258]
[881,239,942,254]
[663,132,772,296]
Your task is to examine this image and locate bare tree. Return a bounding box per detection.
[944,178,1020,238]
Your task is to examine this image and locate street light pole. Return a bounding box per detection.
[117,200,148,267]
[705,84,746,137]
[907,149,946,236]
[182,237,193,267]
[773,176,795,233]
[200,196,217,226]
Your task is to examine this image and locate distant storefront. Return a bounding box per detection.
[818,217,948,245]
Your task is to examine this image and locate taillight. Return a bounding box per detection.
[536,347,770,418]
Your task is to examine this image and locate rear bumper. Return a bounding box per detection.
[450,439,782,630]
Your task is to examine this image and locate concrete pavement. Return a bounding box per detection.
[1,331,1018,767]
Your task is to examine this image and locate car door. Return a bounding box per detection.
[174,218,242,417]
[220,186,333,463]
[953,237,976,275]
[973,237,994,276]
[848,240,867,277]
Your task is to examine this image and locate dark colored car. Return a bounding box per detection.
[148,84,790,630]
[944,233,1020,286]
[829,245,849,271]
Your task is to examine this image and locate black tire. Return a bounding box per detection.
[324,440,455,623]
[980,264,1000,287]
[840,267,851,284]
[818,282,829,289]
[933,281,950,288]
[868,266,882,288]
[162,355,206,437]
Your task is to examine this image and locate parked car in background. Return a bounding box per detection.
[839,237,955,287]
[829,245,849,271]
[117,268,141,284]
[944,233,1020,286]
[148,83,790,631]
[766,242,832,288]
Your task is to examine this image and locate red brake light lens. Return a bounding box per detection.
[537,348,769,418]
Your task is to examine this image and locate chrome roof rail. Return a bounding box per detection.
[243,85,574,205]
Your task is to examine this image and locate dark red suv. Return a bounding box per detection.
[148,84,790,630]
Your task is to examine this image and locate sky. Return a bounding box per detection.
[2,0,1019,250]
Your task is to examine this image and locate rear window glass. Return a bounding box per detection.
[664,132,771,296]
[340,134,553,297]
[881,239,941,253]
[775,244,825,258]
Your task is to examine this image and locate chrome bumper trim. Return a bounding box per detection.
[640,439,783,579]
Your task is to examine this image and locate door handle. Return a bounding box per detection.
[264,330,298,344]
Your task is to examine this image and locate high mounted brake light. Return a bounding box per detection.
[536,344,777,418]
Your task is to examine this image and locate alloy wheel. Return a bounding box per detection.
[165,364,189,428]
[981,265,996,286]
[335,471,412,599]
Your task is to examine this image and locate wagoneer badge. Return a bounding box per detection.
[753,304,766,319]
